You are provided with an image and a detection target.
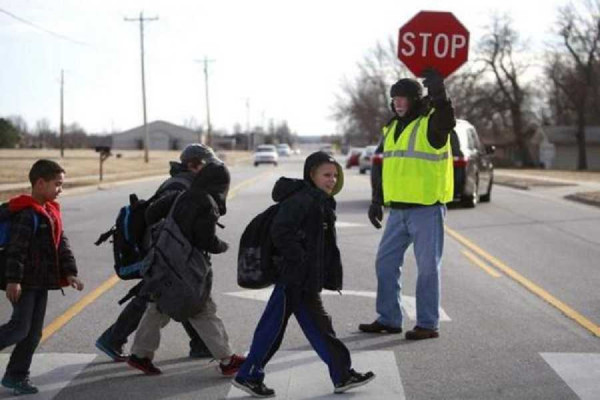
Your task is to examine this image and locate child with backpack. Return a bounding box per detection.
[95,144,217,361]
[126,161,246,376]
[0,159,84,395]
[233,151,375,398]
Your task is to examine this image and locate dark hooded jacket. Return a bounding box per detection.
[145,162,229,254]
[271,152,343,293]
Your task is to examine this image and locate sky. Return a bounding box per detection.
[0,0,567,136]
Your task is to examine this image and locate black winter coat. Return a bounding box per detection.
[270,178,343,293]
[145,163,229,254]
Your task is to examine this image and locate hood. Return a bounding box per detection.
[271,177,307,203]
[190,163,230,215]
[8,195,62,248]
[302,151,344,196]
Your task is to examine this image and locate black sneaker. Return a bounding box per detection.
[127,354,162,375]
[358,320,402,334]
[334,369,375,394]
[232,377,275,398]
[1,376,39,395]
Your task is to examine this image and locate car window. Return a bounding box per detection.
[256,146,275,152]
[468,128,483,152]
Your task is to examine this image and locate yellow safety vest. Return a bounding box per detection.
[382,113,453,205]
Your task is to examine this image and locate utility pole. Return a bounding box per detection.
[196,57,215,146]
[125,11,158,163]
[245,97,251,150]
[60,69,64,158]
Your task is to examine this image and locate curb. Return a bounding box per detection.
[564,193,600,209]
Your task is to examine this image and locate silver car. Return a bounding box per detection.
[359,145,377,174]
[254,145,279,167]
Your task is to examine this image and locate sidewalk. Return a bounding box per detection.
[494,169,600,208]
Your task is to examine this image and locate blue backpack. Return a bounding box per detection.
[95,176,192,280]
[0,203,39,289]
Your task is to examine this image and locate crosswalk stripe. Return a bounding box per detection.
[226,350,405,399]
[541,353,600,400]
[223,289,451,321]
[0,353,96,399]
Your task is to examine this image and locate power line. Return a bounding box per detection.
[0,7,92,47]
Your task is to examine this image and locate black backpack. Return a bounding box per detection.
[139,193,212,321]
[95,176,191,280]
[0,204,39,290]
[237,204,280,289]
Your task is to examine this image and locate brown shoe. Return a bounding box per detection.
[405,326,439,340]
[358,321,402,334]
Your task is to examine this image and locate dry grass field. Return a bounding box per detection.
[0,149,251,184]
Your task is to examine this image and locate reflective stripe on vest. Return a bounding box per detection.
[382,114,453,205]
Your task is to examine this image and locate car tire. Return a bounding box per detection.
[254,162,259,167]
[274,162,278,167]
[359,168,366,175]
[480,177,493,203]
[462,177,479,208]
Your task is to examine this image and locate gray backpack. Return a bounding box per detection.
[139,194,213,321]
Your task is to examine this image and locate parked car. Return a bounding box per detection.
[451,119,494,207]
[359,145,377,174]
[254,144,279,167]
[345,147,364,169]
[276,143,292,156]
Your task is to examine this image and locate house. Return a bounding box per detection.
[538,126,600,170]
[112,120,203,150]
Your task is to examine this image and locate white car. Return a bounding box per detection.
[276,143,292,156]
[254,144,279,167]
[359,145,377,174]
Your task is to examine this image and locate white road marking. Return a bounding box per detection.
[336,221,367,228]
[0,353,96,399]
[227,350,405,399]
[541,353,600,400]
[224,288,451,321]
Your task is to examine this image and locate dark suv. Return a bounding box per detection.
[451,119,494,208]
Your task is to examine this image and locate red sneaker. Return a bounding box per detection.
[219,354,246,376]
[127,354,162,375]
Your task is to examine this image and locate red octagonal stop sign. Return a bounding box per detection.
[398,11,469,78]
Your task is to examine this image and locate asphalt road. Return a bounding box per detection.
[1,155,599,400]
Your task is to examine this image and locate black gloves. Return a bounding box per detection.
[422,67,447,103]
[368,203,383,229]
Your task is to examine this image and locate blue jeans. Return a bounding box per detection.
[0,289,48,380]
[375,205,446,330]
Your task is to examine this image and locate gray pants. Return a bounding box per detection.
[131,297,232,360]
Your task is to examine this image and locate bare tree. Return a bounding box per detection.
[332,39,409,145]
[478,14,535,166]
[547,0,600,170]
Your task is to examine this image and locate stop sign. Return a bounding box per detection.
[398,11,469,78]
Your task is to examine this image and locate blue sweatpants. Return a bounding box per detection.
[236,284,351,385]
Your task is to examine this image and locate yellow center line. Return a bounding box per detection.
[446,226,600,338]
[41,171,272,343]
[461,249,502,278]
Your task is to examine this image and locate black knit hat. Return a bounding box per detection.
[390,78,423,100]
